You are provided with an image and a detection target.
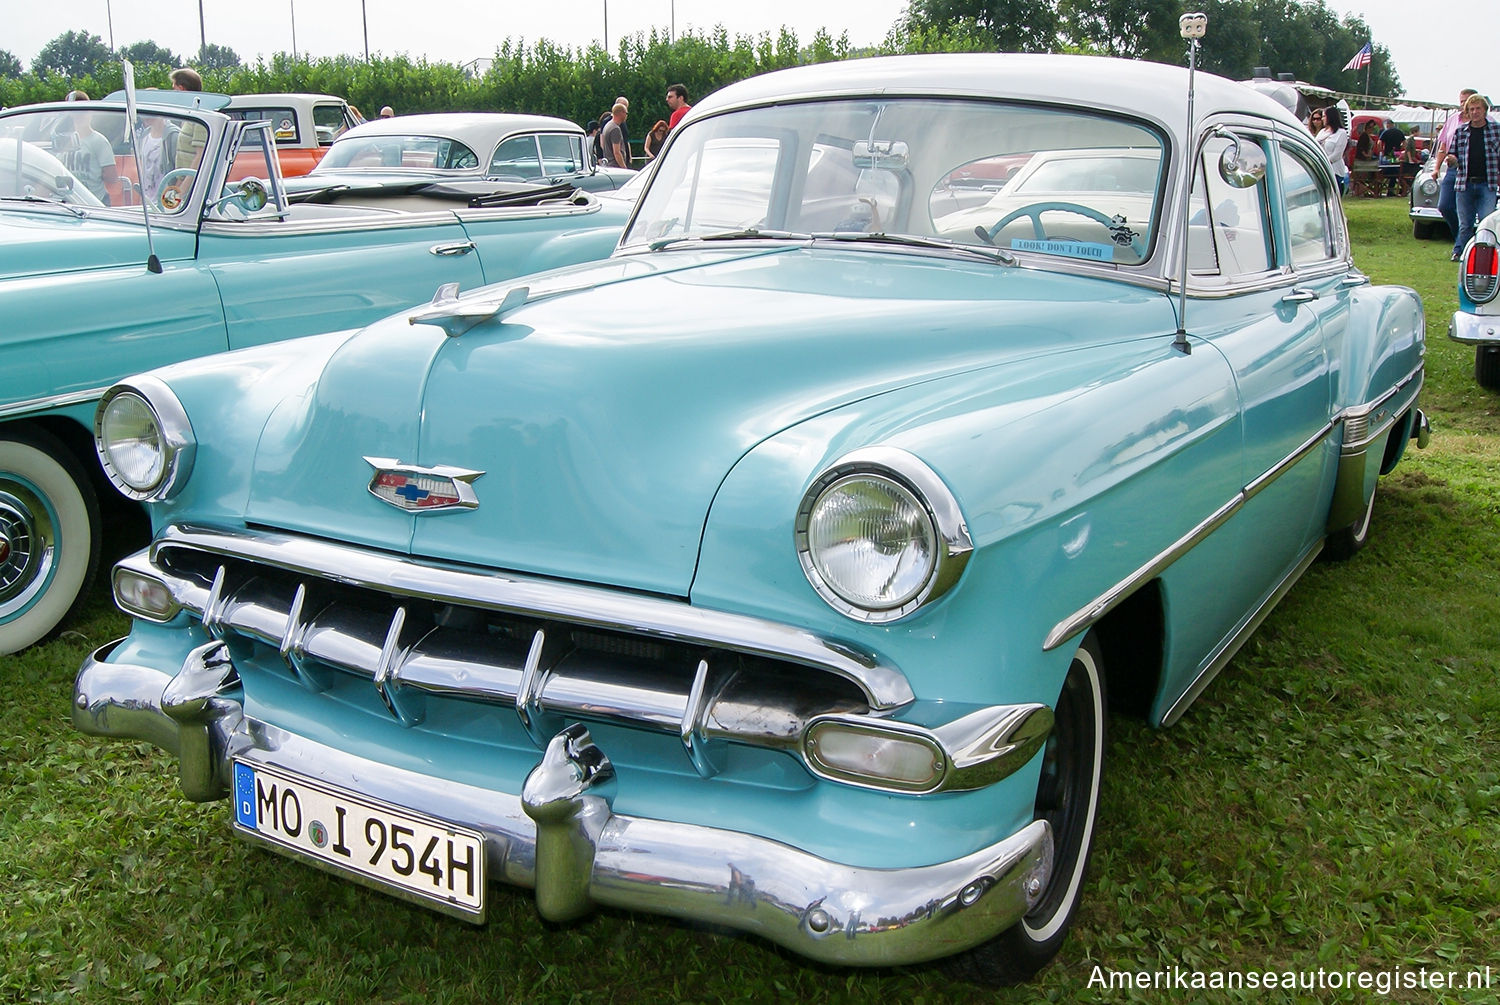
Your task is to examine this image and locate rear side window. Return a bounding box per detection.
[1277,149,1339,266]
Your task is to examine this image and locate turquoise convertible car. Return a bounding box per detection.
[0,90,627,652]
[74,50,1428,982]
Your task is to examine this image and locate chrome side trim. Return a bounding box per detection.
[75,646,1054,965]
[1160,540,1321,726]
[150,523,914,709]
[0,387,108,421]
[1043,493,1241,652]
[1046,360,1425,653]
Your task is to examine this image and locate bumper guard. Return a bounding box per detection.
[74,639,1053,967]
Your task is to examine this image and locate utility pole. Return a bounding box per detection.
[291,1,298,60]
[604,0,609,51]
[362,0,370,60]
[198,0,206,60]
[105,0,115,50]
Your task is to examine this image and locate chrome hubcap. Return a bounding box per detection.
[0,484,57,618]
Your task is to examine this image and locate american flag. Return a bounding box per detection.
[1342,43,1372,71]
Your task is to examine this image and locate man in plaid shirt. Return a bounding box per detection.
[1451,93,1500,261]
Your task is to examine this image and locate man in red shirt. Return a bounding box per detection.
[667,84,692,130]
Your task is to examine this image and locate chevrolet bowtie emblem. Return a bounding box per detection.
[364,457,484,513]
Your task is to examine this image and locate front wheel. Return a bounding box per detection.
[949,632,1107,985]
[0,428,101,654]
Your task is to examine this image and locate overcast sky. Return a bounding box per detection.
[9,1,1489,108]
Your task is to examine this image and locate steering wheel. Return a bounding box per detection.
[156,168,197,212]
[979,201,1144,259]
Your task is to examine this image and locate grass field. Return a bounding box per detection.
[3,196,1497,1003]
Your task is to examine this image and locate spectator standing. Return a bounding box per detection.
[169,67,202,92]
[666,84,691,130]
[57,90,118,203]
[1449,93,1500,261]
[1316,106,1351,195]
[601,103,630,169]
[379,106,395,119]
[1434,89,1480,250]
[169,67,207,170]
[644,119,669,160]
[614,96,633,164]
[1379,119,1406,196]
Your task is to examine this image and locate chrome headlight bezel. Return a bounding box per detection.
[794,447,973,623]
[94,377,196,502]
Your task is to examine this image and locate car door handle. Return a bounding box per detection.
[429,241,477,257]
[1280,288,1318,304]
[1340,273,1371,288]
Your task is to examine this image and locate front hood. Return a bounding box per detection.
[245,247,1176,595]
[0,212,192,280]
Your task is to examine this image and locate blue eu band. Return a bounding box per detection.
[234,762,257,828]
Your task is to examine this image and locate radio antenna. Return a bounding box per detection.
[1173,13,1207,355]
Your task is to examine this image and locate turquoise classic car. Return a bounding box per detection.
[0,90,627,652]
[73,49,1428,982]
[1449,207,1500,387]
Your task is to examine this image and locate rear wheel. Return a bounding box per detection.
[948,632,1107,985]
[0,428,101,654]
[1476,346,1500,390]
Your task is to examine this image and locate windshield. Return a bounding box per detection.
[0,105,208,214]
[622,98,1167,266]
[315,133,480,172]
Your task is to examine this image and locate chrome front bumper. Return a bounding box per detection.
[1450,311,1500,346]
[74,639,1053,967]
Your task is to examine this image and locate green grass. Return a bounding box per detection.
[4,197,1497,1003]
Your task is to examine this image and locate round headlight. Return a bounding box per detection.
[94,379,195,501]
[796,449,972,623]
[1418,177,1438,197]
[99,393,166,492]
[805,474,936,612]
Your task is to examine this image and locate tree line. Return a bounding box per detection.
[0,0,1402,128]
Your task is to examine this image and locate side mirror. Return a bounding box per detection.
[1216,131,1266,188]
[209,177,269,213]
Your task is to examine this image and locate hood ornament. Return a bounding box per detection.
[407,282,529,338]
[364,457,484,513]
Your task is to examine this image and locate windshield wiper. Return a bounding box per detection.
[0,195,87,218]
[648,228,808,251]
[811,230,1016,265]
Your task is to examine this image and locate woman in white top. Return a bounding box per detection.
[1316,106,1351,195]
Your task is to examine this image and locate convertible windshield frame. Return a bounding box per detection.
[0,103,218,220]
[621,95,1171,269]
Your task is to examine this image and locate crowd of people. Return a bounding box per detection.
[1308,88,1498,262]
[583,83,691,169]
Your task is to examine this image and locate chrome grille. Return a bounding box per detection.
[139,527,896,777]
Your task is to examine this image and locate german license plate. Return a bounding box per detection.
[232,760,485,918]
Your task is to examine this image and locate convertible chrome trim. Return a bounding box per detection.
[72,650,1053,963]
[1046,362,1426,653]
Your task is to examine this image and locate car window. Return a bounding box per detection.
[319,134,480,171]
[489,135,544,180]
[227,107,299,145]
[537,133,582,177]
[1277,148,1338,266]
[312,104,349,146]
[623,98,1166,266]
[1188,136,1273,279]
[638,137,780,236]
